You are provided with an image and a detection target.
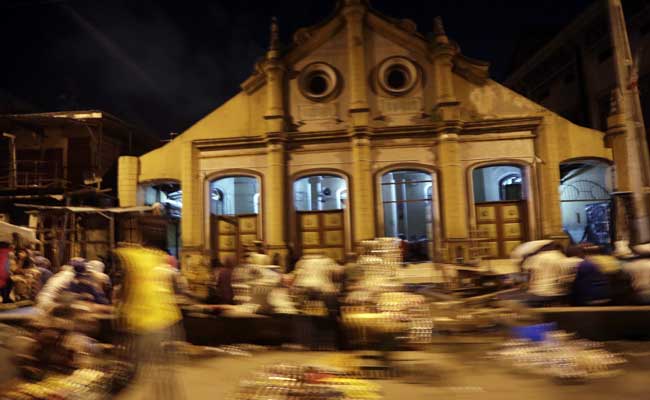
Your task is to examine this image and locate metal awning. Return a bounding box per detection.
[14,204,155,214]
[0,221,39,244]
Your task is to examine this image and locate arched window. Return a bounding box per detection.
[381,169,433,262]
[209,176,259,216]
[294,175,347,211]
[473,165,524,203]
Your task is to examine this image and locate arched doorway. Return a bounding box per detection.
[209,176,260,263]
[472,164,527,258]
[293,174,347,262]
[559,159,613,246]
[380,170,434,262]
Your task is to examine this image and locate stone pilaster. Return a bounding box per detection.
[535,117,566,240]
[430,16,459,119]
[179,141,210,300]
[431,18,468,260]
[343,0,369,126]
[263,17,286,134]
[350,131,375,246]
[261,18,289,266]
[264,138,288,266]
[437,132,469,261]
[117,156,139,207]
[180,141,201,248]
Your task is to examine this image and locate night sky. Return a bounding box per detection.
[0,0,594,138]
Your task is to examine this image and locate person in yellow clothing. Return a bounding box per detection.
[113,246,184,399]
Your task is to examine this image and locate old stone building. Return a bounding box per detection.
[118,0,615,279]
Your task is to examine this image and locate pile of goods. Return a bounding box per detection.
[234,363,382,400]
[1,368,111,400]
[1,299,136,399]
[341,239,433,347]
[490,329,626,382]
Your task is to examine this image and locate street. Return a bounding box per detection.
[116,342,650,400]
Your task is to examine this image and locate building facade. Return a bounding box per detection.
[118,1,614,282]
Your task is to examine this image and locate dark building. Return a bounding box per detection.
[506,0,650,136]
[0,110,159,266]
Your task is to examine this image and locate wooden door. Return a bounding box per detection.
[211,214,258,264]
[237,214,259,255]
[475,201,526,259]
[297,210,345,263]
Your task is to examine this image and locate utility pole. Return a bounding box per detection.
[608,0,650,243]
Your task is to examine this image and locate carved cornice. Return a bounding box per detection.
[461,116,543,135]
[241,73,266,95]
[191,117,542,151]
[193,136,267,151]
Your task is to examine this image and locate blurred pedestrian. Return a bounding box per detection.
[66,258,109,305]
[114,246,184,400]
[214,256,235,305]
[11,248,42,301]
[33,256,53,287]
[0,242,13,303]
[87,259,112,303]
[36,262,75,313]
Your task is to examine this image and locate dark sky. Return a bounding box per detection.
[0,0,595,138]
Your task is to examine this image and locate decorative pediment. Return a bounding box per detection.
[239,0,491,95]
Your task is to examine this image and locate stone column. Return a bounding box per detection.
[117,156,139,207]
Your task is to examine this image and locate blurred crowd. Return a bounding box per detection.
[0,243,114,310]
[514,239,650,307]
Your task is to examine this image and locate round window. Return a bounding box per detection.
[377,57,419,95]
[299,62,341,101]
[308,73,329,95]
[386,66,409,90]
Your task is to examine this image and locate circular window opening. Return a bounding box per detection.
[308,74,329,95]
[386,67,408,90]
[377,57,419,95]
[299,63,341,102]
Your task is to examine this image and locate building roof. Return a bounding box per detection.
[0,109,160,151]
